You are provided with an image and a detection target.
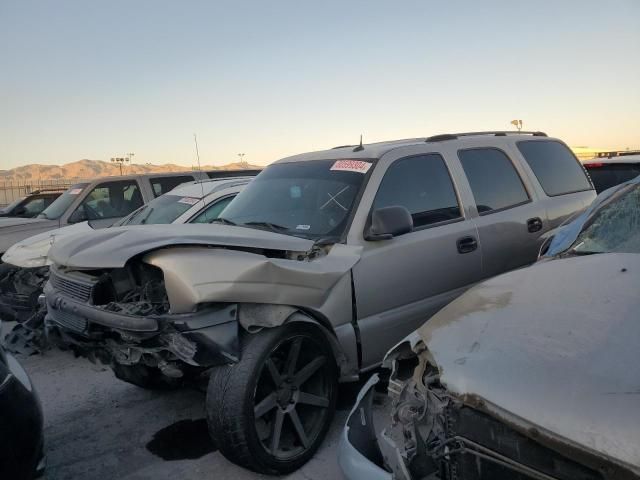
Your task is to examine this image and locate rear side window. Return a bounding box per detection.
[373,154,461,228]
[585,164,640,193]
[151,175,195,197]
[459,148,529,214]
[518,141,592,196]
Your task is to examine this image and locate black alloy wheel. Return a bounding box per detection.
[206,322,337,474]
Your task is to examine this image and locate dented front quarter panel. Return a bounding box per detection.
[414,253,640,476]
[144,243,362,314]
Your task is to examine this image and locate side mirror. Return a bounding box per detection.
[365,206,413,241]
[68,207,87,224]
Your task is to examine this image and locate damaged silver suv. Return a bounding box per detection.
[43,131,595,474]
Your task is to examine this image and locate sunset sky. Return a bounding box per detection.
[1,0,638,169]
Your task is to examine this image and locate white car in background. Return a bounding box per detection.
[0,177,251,352]
[2,177,251,268]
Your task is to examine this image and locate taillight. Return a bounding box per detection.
[585,163,604,168]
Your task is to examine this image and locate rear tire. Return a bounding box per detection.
[112,363,182,390]
[206,322,337,474]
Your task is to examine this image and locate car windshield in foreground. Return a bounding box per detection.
[38,183,89,220]
[569,184,640,255]
[119,194,202,226]
[219,159,371,240]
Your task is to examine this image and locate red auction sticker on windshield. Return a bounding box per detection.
[330,160,372,174]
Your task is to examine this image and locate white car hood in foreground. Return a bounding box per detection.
[1,222,93,268]
[419,253,640,473]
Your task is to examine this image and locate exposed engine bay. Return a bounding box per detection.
[362,340,639,480]
[89,261,170,317]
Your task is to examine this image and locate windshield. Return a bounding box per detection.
[219,159,371,240]
[0,197,23,214]
[570,184,640,255]
[116,194,202,226]
[38,183,89,220]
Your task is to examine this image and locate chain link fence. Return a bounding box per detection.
[0,178,92,206]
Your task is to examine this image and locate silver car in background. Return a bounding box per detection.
[0,170,259,256]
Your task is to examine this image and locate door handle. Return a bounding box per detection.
[527,217,543,233]
[457,235,478,254]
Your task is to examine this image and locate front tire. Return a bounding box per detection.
[206,322,337,474]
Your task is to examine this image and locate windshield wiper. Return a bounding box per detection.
[139,207,154,225]
[562,248,603,257]
[242,221,289,233]
[313,236,340,246]
[121,206,146,225]
[210,217,237,226]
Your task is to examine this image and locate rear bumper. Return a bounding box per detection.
[44,281,240,368]
[338,374,393,480]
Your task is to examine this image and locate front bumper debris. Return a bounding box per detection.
[43,280,240,373]
[338,374,393,480]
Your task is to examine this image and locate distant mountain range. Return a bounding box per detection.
[0,159,264,181]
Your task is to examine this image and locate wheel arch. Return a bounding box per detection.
[237,303,352,381]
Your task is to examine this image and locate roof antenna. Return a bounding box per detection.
[352,134,364,152]
[193,133,208,222]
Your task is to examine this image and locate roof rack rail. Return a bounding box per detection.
[596,150,640,159]
[29,187,69,194]
[426,131,547,142]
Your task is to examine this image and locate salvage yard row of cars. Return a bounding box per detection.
[0,131,638,480]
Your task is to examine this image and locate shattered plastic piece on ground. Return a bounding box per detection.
[4,324,41,355]
[2,305,48,356]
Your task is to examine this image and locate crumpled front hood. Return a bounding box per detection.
[419,253,640,471]
[49,223,316,269]
[1,222,93,268]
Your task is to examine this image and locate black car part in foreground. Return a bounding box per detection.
[0,326,45,479]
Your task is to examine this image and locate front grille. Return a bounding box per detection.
[51,310,88,333]
[50,270,94,303]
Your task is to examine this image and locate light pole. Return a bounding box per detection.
[510,119,523,131]
[110,156,130,175]
[238,153,245,165]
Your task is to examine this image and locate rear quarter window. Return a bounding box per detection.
[517,140,592,196]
